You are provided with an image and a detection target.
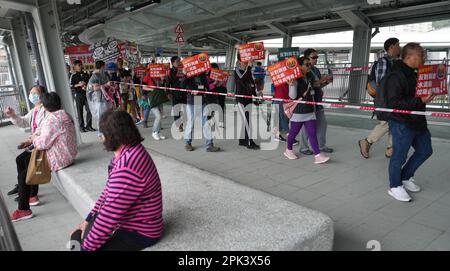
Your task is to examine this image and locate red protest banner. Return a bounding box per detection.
[416,63,448,97]
[239,42,265,62]
[209,69,229,83]
[65,45,91,55]
[134,66,146,78]
[268,57,304,87]
[147,63,170,78]
[181,53,211,78]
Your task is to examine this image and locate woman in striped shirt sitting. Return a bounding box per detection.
[71,110,163,251]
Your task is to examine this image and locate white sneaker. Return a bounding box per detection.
[159,134,166,140]
[152,132,161,141]
[314,154,330,164]
[402,178,421,193]
[388,186,412,202]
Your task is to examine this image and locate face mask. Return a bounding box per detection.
[29,93,40,105]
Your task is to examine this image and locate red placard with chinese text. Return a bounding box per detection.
[239,42,265,63]
[268,57,303,87]
[416,64,448,97]
[134,66,146,78]
[147,63,170,78]
[66,45,95,71]
[181,53,211,78]
[209,69,229,83]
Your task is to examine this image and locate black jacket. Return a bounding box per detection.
[168,67,187,104]
[234,66,256,104]
[70,71,90,96]
[386,61,427,130]
[182,73,209,105]
[293,74,315,114]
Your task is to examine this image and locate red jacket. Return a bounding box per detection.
[274,83,289,99]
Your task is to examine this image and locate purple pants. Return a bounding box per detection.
[288,120,320,155]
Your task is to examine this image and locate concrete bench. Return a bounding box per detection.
[53,142,334,251]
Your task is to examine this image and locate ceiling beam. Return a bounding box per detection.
[0,0,35,12]
[266,22,290,36]
[335,9,372,29]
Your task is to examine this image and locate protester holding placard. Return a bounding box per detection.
[182,68,220,153]
[143,74,169,141]
[284,57,330,164]
[235,53,260,150]
[209,63,228,127]
[385,43,435,202]
[300,48,334,156]
[168,56,186,132]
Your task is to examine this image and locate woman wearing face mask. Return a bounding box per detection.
[284,57,330,164]
[3,86,48,219]
[10,92,78,222]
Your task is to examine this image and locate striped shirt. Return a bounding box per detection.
[82,144,163,251]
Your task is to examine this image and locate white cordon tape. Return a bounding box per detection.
[113,81,450,119]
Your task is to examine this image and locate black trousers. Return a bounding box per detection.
[16,150,38,211]
[238,101,253,146]
[70,215,159,251]
[75,93,92,129]
[215,86,227,120]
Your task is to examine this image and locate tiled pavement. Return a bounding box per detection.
[127,104,450,251]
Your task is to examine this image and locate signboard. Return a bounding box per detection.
[66,45,95,71]
[175,23,185,45]
[239,42,265,62]
[181,53,211,78]
[278,47,301,61]
[90,37,121,63]
[134,66,147,78]
[267,57,303,87]
[210,69,229,83]
[416,63,448,97]
[147,63,170,78]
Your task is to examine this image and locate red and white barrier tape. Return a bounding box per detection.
[112,81,450,119]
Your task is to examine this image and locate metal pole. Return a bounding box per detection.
[24,12,47,88]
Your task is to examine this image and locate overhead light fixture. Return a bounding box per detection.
[125,0,161,12]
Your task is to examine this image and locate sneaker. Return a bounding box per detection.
[29,196,40,206]
[158,133,166,140]
[385,147,393,158]
[206,145,221,152]
[320,147,334,153]
[300,149,314,155]
[284,149,298,160]
[80,127,88,133]
[274,135,287,142]
[7,185,18,196]
[314,154,330,164]
[11,209,33,222]
[293,139,299,146]
[136,120,144,126]
[388,186,412,202]
[238,140,248,147]
[86,127,97,132]
[152,132,161,141]
[402,178,421,193]
[358,139,371,159]
[185,144,194,152]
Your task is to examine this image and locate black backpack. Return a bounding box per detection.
[374,69,408,121]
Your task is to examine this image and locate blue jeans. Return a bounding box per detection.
[388,120,433,188]
[184,103,213,147]
[272,100,289,134]
[150,107,161,133]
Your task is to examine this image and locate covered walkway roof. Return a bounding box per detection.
[54,0,450,54]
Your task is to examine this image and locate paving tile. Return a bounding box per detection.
[411,202,450,231]
[381,222,443,251]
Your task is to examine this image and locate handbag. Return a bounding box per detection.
[26,149,52,185]
[283,99,300,119]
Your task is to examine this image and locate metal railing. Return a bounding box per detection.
[0,193,22,251]
[0,85,28,124]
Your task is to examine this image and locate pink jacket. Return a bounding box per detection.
[33,110,78,171]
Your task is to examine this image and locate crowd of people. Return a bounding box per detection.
[3,38,438,251]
